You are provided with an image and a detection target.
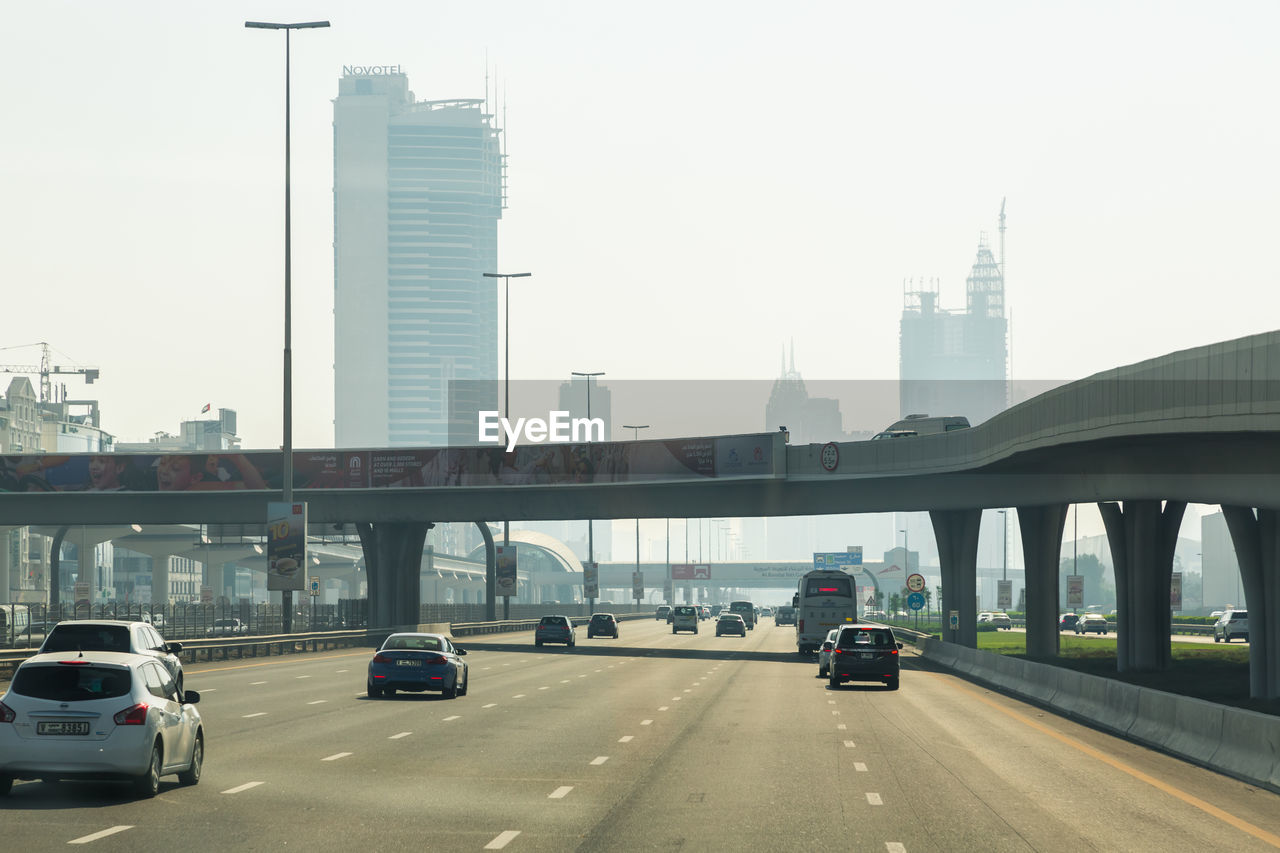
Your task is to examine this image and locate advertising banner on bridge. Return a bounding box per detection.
[1170,572,1182,610]
[671,564,712,580]
[496,546,518,597]
[0,432,781,493]
[1066,574,1084,608]
[583,562,599,599]
[267,501,307,592]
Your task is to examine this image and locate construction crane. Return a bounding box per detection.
[0,341,99,404]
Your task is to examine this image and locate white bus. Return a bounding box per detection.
[872,414,970,440]
[794,570,858,655]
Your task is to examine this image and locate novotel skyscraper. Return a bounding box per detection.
[333,67,505,447]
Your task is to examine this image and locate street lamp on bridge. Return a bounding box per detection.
[574,372,604,608]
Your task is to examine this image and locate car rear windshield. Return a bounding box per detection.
[540,617,567,626]
[1232,612,1248,619]
[13,664,133,701]
[42,624,131,653]
[836,629,894,649]
[591,615,611,623]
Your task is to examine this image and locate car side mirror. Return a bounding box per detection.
[182,690,200,704]
[455,647,467,655]
[897,643,903,650]
[167,642,183,654]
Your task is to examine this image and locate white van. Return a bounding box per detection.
[671,605,700,634]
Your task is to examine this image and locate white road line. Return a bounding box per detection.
[578,674,587,678]
[200,688,216,692]
[844,740,856,748]
[672,697,682,701]
[389,732,412,739]
[658,706,669,711]
[307,700,327,705]
[335,669,348,673]
[589,756,609,765]
[618,735,634,743]
[482,667,492,671]
[322,752,352,761]
[242,712,267,718]
[482,703,497,709]
[886,844,907,853]
[502,663,511,667]
[855,762,868,772]
[512,694,526,699]
[296,675,311,679]
[641,719,653,725]
[831,710,840,715]
[560,679,570,684]
[549,786,573,799]
[828,700,836,705]
[484,831,521,850]
[682,689,691,693]
[837,724,848,730]
[68,826,133,844]
[250,681,267,685]
[538,686,549,690]
[867,793,883,805]
[595,669,602,672]
[221,781,264,794]
[443,715,460,721]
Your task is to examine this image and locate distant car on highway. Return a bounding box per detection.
[1059,613,1079,632]
[587,613,618,639]
[1074,613,1108,635]
[671,605,699,634]
[978,612,1012,630]
[0,650,203,797]
[816,629,839,678]
[535,615,576,648]
[1214,609,1248,643]
[40,620,185,697]
[367,632,468,699]
[210,618,246,636]
[715,613,746,637]
[774,605,796,626]
[655,605,671,622]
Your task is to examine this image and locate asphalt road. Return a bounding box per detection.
[3,618,1279,851]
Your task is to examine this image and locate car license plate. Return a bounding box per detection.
[395,659,421,667]
[38,721,89,736]
[860,652,876,660]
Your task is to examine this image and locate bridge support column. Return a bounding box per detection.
[356,522,432,629]
[1222,506,1279,699]
[0,527,11,604]
[476,521,496,622]
[931,508,981,648]
[1099,500,1185,673]
[1017,504,1068,659]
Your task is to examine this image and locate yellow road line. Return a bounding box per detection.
[937,674,1280,849]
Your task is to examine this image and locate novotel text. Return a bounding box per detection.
[479,411,605,452]
[343,65,403,76]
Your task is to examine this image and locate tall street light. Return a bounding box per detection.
[485,271,531,617]
[246,19,329,634]
[997,509,1009,613]
[573,372,604,608]
[623,424,650,601]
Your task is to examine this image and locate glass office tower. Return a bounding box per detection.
[333,70,505,447]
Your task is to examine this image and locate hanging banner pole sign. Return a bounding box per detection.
[1170,572,1182,610]
[997,580,1012,610]
[1066,574,1084,608]
[495,546,518,597]
[583,562,599,599]
[632,571,644,601]
[267,501,307,591]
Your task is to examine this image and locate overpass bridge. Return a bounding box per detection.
[2,331,1278,697]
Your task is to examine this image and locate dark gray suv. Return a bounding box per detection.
[828,625,902,690]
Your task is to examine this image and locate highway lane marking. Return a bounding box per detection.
[595,669,602,673]
[222,781,264,794]
[200,688,217,692]
[886,844,907,852]
[307,700,327,705]
[578,674,587,678]
[512,694,526,699]
[335,669,348,673]
[482,703,497,708]
[658,706,669,711]
[250,681,267,685]
[389,732,412,739]
[619,736,634,743]
[322,752,352,761]
[673,696,682,701]
[940,675,1280,849]
[683,689,692,693]
[837,724,848,730]
[844,741,856,748]
[443,715,461,721]
[641,720,653,725]
[828,700,836,704]
[867,793,883,805]
[549,786,573,799]
[242,712,267,718]
[538,686,549,690]
[855,763,868,772]
[832,710,840,715]
[590,756,609,765]
[561,679,570,683]
[296,675,311,679]
[484,831,521,850]
[68,826,133,844]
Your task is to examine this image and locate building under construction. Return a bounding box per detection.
[899,202,1010,425]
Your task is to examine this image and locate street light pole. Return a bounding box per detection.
[573,372,604,609]
[246,19,329,634]
[623,424,650,601]
[485,272,531,620]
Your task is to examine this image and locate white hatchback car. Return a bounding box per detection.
[0,651,203,798]
[816,629,840,677]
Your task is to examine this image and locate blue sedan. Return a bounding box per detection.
[367,633,469,699]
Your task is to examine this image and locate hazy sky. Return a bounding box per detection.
[3,1,1277,455]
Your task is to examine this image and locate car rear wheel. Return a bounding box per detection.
[0,775,12,796]
[458,671,468,696]
[134,741,162,798]
[178,730,204,785]
[885,677,900,691]
[828,671,840,689]
[443,676,458,699]
[536,639,543,647]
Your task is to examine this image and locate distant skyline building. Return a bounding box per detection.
[333,68,506,447]
[899,205,1009,426]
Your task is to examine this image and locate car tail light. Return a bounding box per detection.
[798,619,805,632]
[890,648,899,656]
[113,703,149,725]
[0,701,15,723]
[57,660,91,665]
[372,653,392,664]
[422,655,447,666]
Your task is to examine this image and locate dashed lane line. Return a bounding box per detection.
[590,756,609,765]
[484,831,521,850]
[443,715,461,722]
[855,763,868,772]
[658,706,669,712]
[322,752,352,761]
[250,681,267,685]
[549,786,573,799]
[844,740,856,748]
[389,732,412,739]
[886,844,907,852]
[619,736,634,743]
[641,719,653,725]
[307,700,327,705]
[867,793,883,805]
[242,712,267,718]
[222,781,264,794]
[68,826,133,844]
[482,703,497,709]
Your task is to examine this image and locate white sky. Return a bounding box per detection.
[1,2,1274,555]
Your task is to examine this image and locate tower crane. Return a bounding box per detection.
[0,341,100,403]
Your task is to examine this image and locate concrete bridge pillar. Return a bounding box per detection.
[477,521,496,621]
[1099,500,1185,673]
[931,508,981,648]
[1016,504,1068,659]
[356,522,432,629]
[0,527,13,605]
[1222,506,1279,699]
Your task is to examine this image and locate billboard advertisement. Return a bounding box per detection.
[267,501,307,592]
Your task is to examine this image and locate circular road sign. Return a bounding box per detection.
[907,592,926,611]
[906,573,926,593]
[820,442,840,472]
